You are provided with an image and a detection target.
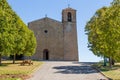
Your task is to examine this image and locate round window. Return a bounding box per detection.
[44,30,48,33]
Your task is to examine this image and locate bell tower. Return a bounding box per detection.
[62,7,76,23]
[62,7,78,61]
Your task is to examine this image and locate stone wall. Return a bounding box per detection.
[28,17,64,60]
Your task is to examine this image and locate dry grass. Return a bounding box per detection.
[0,60,43,75]
[101,63,120,79]
[93,62,120,79]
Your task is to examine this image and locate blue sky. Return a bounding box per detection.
[7,0,113,62]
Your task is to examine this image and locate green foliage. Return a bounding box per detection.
[23,31,36,56]
[111,0,120,6]
[0,0,36,63]
[85,0,120,61]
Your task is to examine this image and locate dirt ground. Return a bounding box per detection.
[0,74,31,80]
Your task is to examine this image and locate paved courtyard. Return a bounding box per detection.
[27,61,108,80]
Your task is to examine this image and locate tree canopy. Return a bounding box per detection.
[85,0,120,66]
[0,0,36,64]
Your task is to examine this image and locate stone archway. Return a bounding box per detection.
[43,49,49,60]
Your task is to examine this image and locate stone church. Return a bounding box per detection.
[28,7,78,61]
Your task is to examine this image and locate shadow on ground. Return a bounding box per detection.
[72,62,97,65]
[53,65,98,74]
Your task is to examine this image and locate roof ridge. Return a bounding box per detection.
[28,17,62,24]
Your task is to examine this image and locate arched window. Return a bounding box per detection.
[67,12,72,22]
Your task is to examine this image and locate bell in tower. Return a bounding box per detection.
[67,12,72,22]
[62,7,76,23]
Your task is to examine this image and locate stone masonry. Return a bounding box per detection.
[28,7,78,61]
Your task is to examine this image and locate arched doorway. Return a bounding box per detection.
[43,49,49,60]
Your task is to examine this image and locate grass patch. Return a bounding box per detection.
[0,60,43,80]
[0,78,21,80]
[93,62,120,80]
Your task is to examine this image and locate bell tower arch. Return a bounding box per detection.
[62,8,76,23]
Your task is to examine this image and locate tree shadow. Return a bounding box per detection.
[0,63,9,67]
[101,64,120,71]
[72,62,97,66]
[114,64,120,67]
[53,66,98,74]
[0,61,22,67]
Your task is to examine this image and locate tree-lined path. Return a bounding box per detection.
[27,61,108,80]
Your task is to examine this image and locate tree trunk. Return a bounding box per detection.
[13,54,16,64]
[109,57,113,68]
[0,54,2,65]
[112,59,115,65]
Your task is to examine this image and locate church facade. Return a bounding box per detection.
[28,7,78,61]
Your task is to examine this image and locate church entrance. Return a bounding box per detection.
[43,49,49,60]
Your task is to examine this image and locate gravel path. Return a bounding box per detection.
[27,61,108,80]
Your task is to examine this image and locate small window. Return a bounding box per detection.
[44,30,48,33]
[67,12,72,22]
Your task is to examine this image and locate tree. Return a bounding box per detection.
[0,0,15,64]
[0,0,36,64]
[85,0,120,67]
[12,18,36,63]
[23,31,36,57]
[8,7,36,64]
